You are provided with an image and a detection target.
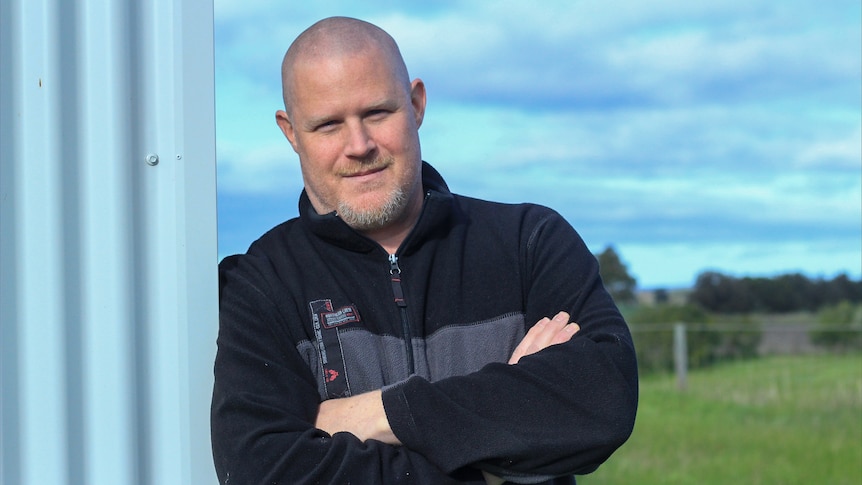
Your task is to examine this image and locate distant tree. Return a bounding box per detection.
[689,271,754,313]
[596,245,637,304]
[818,274,862,306]
[691,271,862,314]
[773,273,817,312]
[745,276,775,312]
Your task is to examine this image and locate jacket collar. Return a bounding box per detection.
[299,162,455,254]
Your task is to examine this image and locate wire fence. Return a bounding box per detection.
[629,322,862,389]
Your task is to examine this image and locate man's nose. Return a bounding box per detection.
[344,121,376,158]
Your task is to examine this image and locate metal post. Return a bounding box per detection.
[674,323,688,391]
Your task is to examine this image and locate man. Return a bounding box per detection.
[212,16,637,484]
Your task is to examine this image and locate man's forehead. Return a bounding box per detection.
[290,62,405,123]
[292,49,403,93]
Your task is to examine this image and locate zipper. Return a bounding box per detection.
[389,253,415,375]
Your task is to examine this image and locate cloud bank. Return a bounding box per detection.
[214,0,861,288]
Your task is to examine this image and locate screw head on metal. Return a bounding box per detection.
[146,154,159,166]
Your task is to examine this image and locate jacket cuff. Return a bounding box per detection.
[381,378,421,450]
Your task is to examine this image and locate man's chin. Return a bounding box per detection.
[338,195,405,232]
[341,214,391,232]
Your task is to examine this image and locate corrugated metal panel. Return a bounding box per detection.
[0,0,218,484]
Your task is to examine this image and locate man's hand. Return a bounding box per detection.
[482,470,507,485]
[508,311,579,364]
[315,390,402,444]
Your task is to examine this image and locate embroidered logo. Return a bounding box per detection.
[322,305,361,328]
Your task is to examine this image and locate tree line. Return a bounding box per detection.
[594,245,861,314]
[688,271,862,314]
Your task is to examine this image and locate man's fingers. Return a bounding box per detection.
[507,316,549,364]
[525,315,554,349]
[552,323,580,345]
[508,312,579,364]
[534,311,569,348]
[482,471,506,485]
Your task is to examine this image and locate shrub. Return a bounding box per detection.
[711,313,762,360]
[810,301,862,351]
[628,304,762,375]
[627,304,715,375]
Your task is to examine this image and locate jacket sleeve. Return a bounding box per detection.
[211,255,483,485]
[381,209,638,482]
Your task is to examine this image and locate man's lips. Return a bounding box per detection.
[342,165,387,177]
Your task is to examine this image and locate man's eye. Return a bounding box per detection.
[366,110,389,120]
[315,120,338,131]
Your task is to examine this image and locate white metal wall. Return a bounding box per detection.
[0,0,218,483]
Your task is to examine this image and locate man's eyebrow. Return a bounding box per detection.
[366,99,399,112]
[302,115,336,131]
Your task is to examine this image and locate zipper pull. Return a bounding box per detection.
[389,254,407,308]
[389,253,401,275]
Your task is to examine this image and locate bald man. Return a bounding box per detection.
[212,17,637,485]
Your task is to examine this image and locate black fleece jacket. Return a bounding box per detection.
[211,163,638,484]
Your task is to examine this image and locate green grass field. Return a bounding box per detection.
[578,354,862,484]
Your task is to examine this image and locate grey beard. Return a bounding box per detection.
[337,187,407,232]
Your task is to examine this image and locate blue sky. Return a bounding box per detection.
[214,0,861,289]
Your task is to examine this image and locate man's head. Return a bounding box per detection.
[275,17,427,240]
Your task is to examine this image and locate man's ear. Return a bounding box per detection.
[275,110,299,153]
[409,78,427,129]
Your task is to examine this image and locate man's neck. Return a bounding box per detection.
[368,230,410,255]
[362,193,423,254]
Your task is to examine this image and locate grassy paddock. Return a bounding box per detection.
[578,354,862,484]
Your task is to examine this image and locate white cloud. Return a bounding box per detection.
[217,141,301,194]
[796,127,862,170]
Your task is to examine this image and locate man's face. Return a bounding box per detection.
[277,48,426,232]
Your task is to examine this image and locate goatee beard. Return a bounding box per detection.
[337,187,407,232]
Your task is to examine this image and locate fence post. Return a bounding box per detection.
[674,323,688,391]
